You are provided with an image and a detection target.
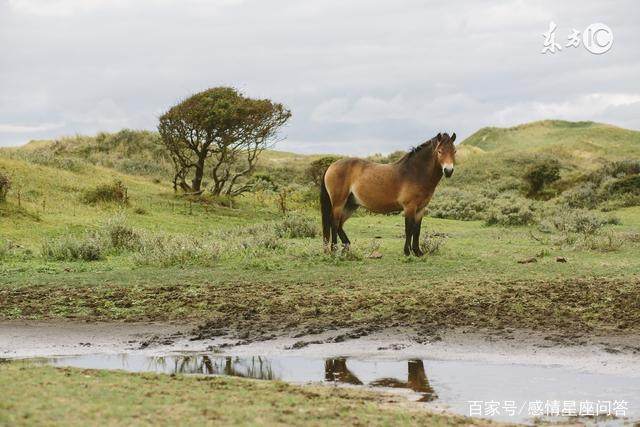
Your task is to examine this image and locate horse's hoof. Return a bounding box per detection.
[342,244,350,252]
[403,248,411,256]
[412,249,425,257]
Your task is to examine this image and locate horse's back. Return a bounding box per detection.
[325,158,402,213]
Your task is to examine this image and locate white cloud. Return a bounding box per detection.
[1,0,639,152]
[494,93,640,125]
[0,122,64,133]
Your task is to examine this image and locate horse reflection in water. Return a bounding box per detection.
[148,355,437,401]
[325,358,437,402]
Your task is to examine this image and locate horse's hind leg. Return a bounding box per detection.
[337,195,358,250]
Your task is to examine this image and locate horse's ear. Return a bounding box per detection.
[450,132,456,143]
[436,133,442,141]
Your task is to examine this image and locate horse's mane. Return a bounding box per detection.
[396,136,439,164]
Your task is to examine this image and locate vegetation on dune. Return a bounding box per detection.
[0,364,480,427]
[1,119,640,333]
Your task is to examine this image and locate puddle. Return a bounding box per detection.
[34,353,638,425]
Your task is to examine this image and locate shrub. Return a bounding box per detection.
[305,156,342,185]
[523,157,560,196]
[419,232,447,255]
[560,183,599,209]
[0,240,9,260]
[22,151,86,172]
[274,212,318,238]
[603,175,640,197]
[81,179,129,205]
[133,233,220,267]
[100,215,140,251]
[0,170,10,202]
[41,235,103,261]
[538,209,617,235]
[429,188,489,221]
[485,196,536,226]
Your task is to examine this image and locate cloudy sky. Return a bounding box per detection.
[1,0,639,154]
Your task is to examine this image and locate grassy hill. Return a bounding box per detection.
[459,119,640,166]
[1,120,639,334]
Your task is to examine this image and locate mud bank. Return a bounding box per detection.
[2,321,640,377]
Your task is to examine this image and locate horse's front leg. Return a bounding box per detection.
[403,211,415,256]
[411,216,424,257]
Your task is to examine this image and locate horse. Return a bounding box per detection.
[320,132,457,256]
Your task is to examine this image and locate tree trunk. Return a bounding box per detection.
[191,154,207,192]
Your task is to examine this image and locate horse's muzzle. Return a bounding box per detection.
[443,167,454,178]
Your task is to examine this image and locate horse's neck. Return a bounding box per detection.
[399,149,442,191]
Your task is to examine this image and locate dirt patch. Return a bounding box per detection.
[2,276,640,339]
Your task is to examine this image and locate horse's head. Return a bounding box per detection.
[435,132,457,178]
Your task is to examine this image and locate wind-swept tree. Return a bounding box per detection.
[158,87,291,195]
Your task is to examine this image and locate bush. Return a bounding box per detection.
[429,188,489,221]
[0,170,10,202]
[305,156,342,185]
[560,183,599,209]
[603,175,640,197]
[419,232,447,255]
[81,179,129,205]
[133,233,220,267]
[100,215,140,251]
[523,157,560,196]
[22,151,87,172]
[538,209,618,235]
[485,196,536,226]
[274,212,318,238]
[41,235,104,261]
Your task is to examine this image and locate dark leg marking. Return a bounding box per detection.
[411,217,424,257]
[404,216,414,256]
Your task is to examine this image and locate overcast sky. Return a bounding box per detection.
[1,0,639,154]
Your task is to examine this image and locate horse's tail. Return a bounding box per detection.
[320,170,332,244]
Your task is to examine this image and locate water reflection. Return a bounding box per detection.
[41,354,436,400]
[369,360,437,402]
[324,357,363,385]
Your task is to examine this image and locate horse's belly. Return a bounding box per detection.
[352,189,401,213]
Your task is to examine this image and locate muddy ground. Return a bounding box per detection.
[2,320,640,378]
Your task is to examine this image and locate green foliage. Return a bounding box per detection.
[81,179,129,205]
[367,151,406,164]
[101,214,141,251]
[485,196,536,226]
[429,188,489,221]
[560,183,599,209]
[419,232,447,255]
[15,130,171,177]
[522,157,560,196]
[158,87,291,195]
[0,169,10,202]
[604,175,640,196]
[305,156,341,185]
[133,233,220,267]
[19,152,87,172]
[41,235,103,261]
[274,212,318,238]
[539,209,617,235]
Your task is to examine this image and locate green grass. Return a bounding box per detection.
[0,363,484,426]
[1,121,640,334]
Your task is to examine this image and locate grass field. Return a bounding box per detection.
[0,363,484,426]
[1,120,639,335]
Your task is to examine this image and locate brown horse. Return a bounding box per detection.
[320,132,457,256]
